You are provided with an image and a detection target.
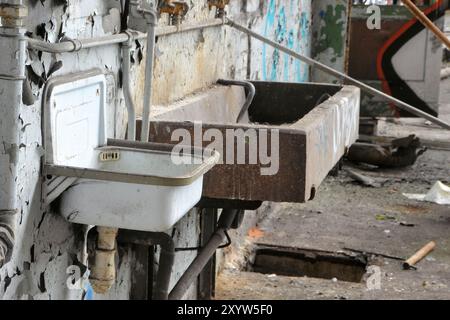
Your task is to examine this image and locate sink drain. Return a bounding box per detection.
[249,245,367,283]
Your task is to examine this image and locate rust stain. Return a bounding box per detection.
[248,227,264,239]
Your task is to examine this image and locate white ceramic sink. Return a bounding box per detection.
[43,70,218,231]
[46,145,218,231]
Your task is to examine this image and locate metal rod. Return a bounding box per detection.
[122,33,137,140]
[169,209,238,300]
[225,18,450,131]
[217,79,256,123]
[26,19,224,54]
[402,0,450,50]
[140,21,156,142]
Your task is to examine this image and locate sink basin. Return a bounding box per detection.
[45,143,218,231]
[137,81,360,203]
[43,70,218,231]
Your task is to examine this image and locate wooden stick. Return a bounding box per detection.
[402,0,450,50]
[403,241,436,269]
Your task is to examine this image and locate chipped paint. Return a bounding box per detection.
[260,0,311,83]
[315,4,346,60]
[0,0,314,300]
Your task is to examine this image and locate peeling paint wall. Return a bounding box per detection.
[311,0,350,84]
[246,0,312,83]
[0,0,313,300]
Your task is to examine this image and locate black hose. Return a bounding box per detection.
[217,79,255,123]
[168,209,238,300]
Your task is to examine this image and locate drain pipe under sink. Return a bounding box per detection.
[89,227,119,294]
[169,209,239,300]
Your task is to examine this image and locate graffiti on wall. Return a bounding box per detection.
[261,0,311,82]
[348,1,447,116]
[376,0,446,116]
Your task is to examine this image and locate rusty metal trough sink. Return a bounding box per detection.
[127,81,360,204]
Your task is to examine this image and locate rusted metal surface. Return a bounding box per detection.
[137,82,360,203]
[139,120,308,202]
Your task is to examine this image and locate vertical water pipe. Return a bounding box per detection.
[0,0,27,267]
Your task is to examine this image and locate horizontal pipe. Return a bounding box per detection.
[27,19,224,54]
[225,18,450,131]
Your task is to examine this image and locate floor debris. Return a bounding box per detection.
[403,241,436,270]
[403,181,450,205]
[345,169,386,188]
[347,135,427,168]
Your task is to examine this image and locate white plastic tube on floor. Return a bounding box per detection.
[441,67,450,80]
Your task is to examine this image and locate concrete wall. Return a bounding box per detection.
[0,0,313,300]
[311,0,350,84]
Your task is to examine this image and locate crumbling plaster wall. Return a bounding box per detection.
[0,0,313,300]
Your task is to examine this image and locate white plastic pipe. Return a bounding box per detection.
[26,19,224,53]
[122,32,137,140]
[89,227,119,293]
[140,21,156,142]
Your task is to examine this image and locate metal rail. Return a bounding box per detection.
[225,18,450,131]
[26,15,450,131]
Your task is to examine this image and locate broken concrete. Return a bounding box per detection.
[217,148,450,299]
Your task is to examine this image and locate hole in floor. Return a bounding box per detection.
[248,245,368,283]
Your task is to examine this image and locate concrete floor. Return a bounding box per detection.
[216,77,450,300]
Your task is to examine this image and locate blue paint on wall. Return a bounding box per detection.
[262,0,277,81]
[285,29,294,81]
[261,0,310,83]
[271,6,286,81]
[300,11,310,82]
